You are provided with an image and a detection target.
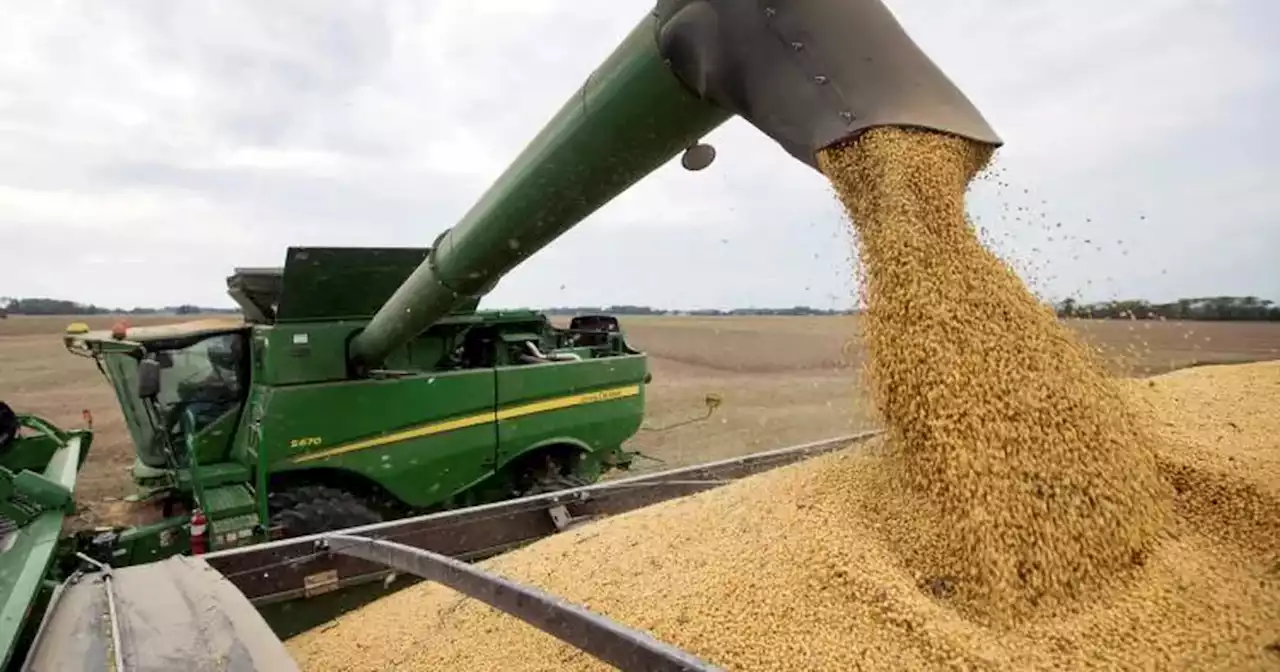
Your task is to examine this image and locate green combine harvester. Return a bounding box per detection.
[0,0,999,669]
[61,246,649,560]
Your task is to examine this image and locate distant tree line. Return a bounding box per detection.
[5,296,1276,321]
[0,297,238,317]
[547,296,1280,321]
[1054,296,1280,321]
[542,305,854,317]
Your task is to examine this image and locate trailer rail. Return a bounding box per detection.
[204,431,881,605]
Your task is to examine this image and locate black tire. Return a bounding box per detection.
[521,473,591,496]
[0,401,17,454]
[266,485,328,513]
[267,485,384,538]
[516,453,592,497]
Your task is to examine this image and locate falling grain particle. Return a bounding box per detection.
[287,128,1280,671]
[818,127,1173,624]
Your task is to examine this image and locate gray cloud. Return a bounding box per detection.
[2,0,1275,310]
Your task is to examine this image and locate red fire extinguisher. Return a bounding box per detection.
[190,508,208,555]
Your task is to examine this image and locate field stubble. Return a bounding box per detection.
[0,313,1277,525]
[617,315,1280,472]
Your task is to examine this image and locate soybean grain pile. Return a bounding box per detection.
[288,129,1280,671]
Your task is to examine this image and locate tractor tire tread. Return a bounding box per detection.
[268,485,383,538]
[520,472,591,497]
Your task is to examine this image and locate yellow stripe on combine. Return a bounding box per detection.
[291,412,496,464]
[496,384,640,420]
[290,384,641,464]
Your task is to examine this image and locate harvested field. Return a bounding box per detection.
[620,315,1280,376]
[0,314,237,527]
[615,314,1280,475]
[1,313,1277,527]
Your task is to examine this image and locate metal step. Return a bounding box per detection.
[210,514,260,551]
[179,462,251,490]
[202,485,256,521]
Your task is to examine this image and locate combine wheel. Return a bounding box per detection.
[268,485,384,538]
[521,472,590,496]
[517,453,592,497]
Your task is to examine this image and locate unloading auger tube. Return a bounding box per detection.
[349,0,1002,368]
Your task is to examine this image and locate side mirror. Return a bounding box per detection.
[138,357,162,399]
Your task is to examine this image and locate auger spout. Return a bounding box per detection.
[349,0,1000,369]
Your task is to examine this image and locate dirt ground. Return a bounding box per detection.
[2,313,1278,526]
[616,315,1280,473]
[0,314,218,522]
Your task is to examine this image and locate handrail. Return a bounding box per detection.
[325,534,722,672]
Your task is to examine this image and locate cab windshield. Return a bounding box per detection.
[154,332,247,438]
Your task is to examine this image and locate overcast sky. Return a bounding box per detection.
[2,0,1276,311]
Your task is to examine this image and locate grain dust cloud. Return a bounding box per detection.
[288,129,1280,671]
